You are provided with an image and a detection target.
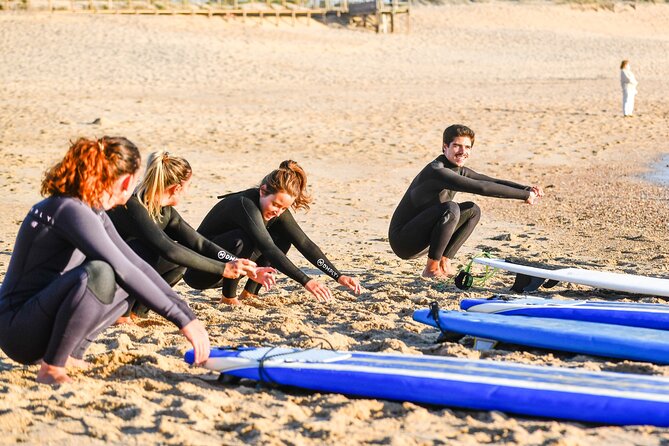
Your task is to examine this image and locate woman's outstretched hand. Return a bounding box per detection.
[530,185,544,198]
[304,279,333,303]
[248,267,277,290]
[338,275,361,295]
[181,319,210,366]
[526,191,539,205]
[223,258,257,279]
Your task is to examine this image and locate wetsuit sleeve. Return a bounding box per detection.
[463,168,531,191]
[154,206,237,273]
[56,203,195,328]
[434,167,531,200]
[272,211,342,282]
[235,198,312,286]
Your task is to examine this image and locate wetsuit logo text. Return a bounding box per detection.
[317,258,339,279]
[218,251,238,262]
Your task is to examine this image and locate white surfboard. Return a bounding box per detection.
[473,257,669,297]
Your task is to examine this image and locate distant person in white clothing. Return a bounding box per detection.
[620,60,638,117]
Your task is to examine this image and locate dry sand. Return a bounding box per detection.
[1,2,669,444]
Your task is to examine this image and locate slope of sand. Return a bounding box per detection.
[1,3,669,444]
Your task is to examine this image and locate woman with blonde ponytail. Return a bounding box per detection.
[0,138,210,384]
[108,150,276,320]
[184,160,361,304]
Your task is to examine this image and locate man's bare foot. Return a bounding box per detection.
[422,259,449,279]
[239,290,257,300]
[65,356,90,369]
[440,258,458,277]
[220,296,243,306]
[37,362,72,385]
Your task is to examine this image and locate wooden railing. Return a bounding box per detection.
[1,0,410,32]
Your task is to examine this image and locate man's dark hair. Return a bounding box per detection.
[443,124,475,147]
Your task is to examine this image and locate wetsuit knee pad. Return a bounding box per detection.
[466,202,482,218]
[83,260,116,304]
[440,202,461,222]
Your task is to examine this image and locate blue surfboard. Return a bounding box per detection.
[460,296,669,330]
[413,309,669,364]
[185,346,669,426]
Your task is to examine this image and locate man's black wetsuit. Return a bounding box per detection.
[183,188,341,298]
[389,154,531,261]
[108,195,236,315]
[0,197,196,367]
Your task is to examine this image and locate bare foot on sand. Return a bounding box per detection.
[440,258,458,277]
[421,259,450,279]
[65,356,90,369]
[115,313,139,326]
[37,362,72,385]
[238,290,257,300]
[220,296,243,306]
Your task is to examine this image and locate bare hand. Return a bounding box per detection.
[338,275,361,295]
[248,267,277,290]
[181,319,210,366]
[223,258,257,279]
[526,191,539,205]
[304,279,332,303]
[530,185,544,198]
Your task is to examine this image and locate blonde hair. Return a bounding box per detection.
[135,150,192,221]
[260,160,311,211]
[620,60,629,69]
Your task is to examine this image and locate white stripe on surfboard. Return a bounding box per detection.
[466,302,669,314]
[209,348,669,390]
[202,357,669,403]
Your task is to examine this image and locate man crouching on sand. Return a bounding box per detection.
[388,124,543,279]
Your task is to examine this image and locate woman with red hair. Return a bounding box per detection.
[0,137,210,384]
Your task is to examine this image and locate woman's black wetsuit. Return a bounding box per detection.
[107,196,236,315]
[183,188,341,298]
[389,155,531,261]
[0,197,195,367]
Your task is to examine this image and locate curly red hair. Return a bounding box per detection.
[41,137,141,207]
[260,160,312,211]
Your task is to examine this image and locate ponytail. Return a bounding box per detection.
[260,160,311,211]
[135,150,192,221]
[41,136,140,207]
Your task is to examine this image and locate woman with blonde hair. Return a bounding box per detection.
[108,151,276,319]
[620,60,638,117]
[184,160,361,304]
[0,138,210,384]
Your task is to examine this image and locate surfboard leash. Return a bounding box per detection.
[454,252,498,290]
[428,302,466,343]
[257,338,335,384]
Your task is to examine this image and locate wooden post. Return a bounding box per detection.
[406,7,409,34]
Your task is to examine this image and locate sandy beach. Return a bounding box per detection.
[1,2,669,444]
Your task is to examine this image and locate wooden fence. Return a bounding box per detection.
[1,0,409,32]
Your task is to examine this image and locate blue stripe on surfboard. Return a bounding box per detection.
[413,309,669,364]
[460,298,669,330]
[184,347,669,426]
